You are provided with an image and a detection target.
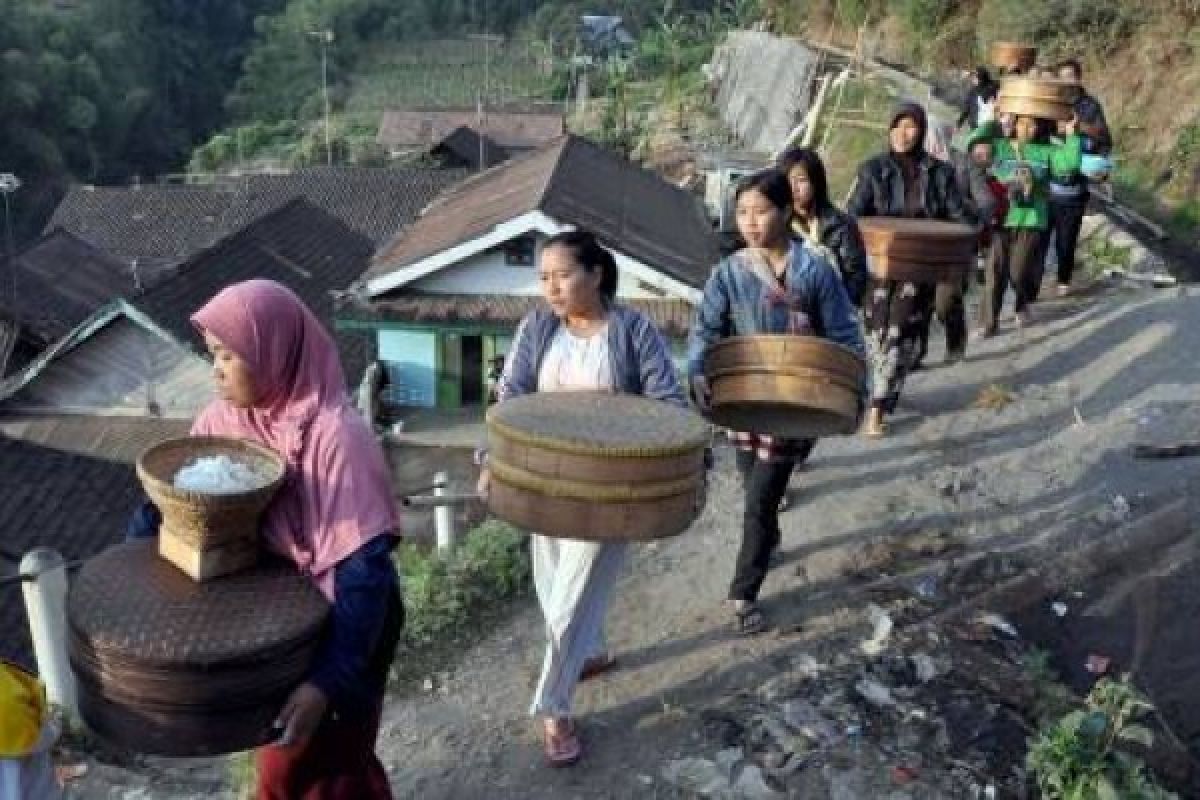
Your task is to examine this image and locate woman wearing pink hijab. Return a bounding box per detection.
[128,279,402,799]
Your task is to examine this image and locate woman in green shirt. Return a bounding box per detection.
[971,114,1082,335]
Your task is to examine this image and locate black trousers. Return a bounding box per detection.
[917,278,968,364]
[1048,195,1088,287]
[729,445,812,602]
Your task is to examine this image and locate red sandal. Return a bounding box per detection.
[543,719,582,767]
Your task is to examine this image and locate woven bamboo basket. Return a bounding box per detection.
[996,77,1078,121]
[858,218,977,283]
[703,335,865,438]
[486,393,709,541]
[989,42,1037,72]
[136,437,286,581]
[68,541,329,756]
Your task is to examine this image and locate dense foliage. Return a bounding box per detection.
[0,0,284,235]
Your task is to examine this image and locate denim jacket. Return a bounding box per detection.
[686,242,867,382]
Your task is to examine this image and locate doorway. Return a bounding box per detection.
[461,335,484,406]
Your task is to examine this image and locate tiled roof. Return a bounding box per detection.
[133,199,377,384]
[47,166,467,267]
[224,166,469,246]
[365,135,720,291]
[377,107,564,151]
[0,415,189,668]
[46,183,231,270]
[5,229,139,344]
[339,293,696,339]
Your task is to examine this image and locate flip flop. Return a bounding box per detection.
[580,654,618,681]
[543,720,582,767]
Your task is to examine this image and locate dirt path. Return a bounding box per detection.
[71,282,1200,798]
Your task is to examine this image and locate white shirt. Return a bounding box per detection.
[537,324,613,392]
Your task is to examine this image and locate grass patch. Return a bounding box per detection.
[227,751,255,799]
[1022,647,1079,725]
[346,39,553,112]
[974,383,1016,410]
[390,519,532,686]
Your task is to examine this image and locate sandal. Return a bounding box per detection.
[580,653,617,681]
[733,602,768,636]
[543,719,582,767]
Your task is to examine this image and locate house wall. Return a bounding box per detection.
[6,318,211,418]
[378,330,437,408]
[409,238,676,300]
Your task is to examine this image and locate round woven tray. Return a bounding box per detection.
[990,42,1037,71]
[486,393,709,541]
[858,218,977,283]
[703,335,865,438]
[995,96,1075,122]
[69,541,328,756]
[137,436,286,549]
[997,77,1078,121]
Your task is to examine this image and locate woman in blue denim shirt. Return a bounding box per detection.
[688,169,865,634]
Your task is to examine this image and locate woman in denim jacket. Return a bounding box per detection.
[688,169,865,634]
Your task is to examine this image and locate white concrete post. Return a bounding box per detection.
[433,472,457,554]
[19,548,76,718]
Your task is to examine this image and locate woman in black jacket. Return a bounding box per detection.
[777,147,868,307]
[847,102,973,437]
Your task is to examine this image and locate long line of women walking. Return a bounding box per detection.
[471,56,1112,773]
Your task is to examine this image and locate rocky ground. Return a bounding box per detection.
[62,277,1200,798]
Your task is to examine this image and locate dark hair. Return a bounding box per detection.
[1015,115,1054,143]
[733,168,793,212]
[974,66,993,85]
[541,230,618,302]
[1058,58,1082,80]
[776,148,832,213]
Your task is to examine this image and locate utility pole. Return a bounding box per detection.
[308,30,335,166]
[0,173,19,307]
[469,33,504,172]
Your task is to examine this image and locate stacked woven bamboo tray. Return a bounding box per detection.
[137,437,286,581]
[989,42,1037,72]
[996,76,1079,122]
[858,218,978,284]
[486,393,709,541]
[68,541,329,756]
[703,335,865,438]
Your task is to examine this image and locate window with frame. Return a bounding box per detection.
[502,235,536,267]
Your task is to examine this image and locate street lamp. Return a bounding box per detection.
[307,30,335,167]
[0,173,19,305]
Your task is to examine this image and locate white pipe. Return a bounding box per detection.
[19,548,76,719]
[433,472,457,554]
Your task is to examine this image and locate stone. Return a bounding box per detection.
[856,678,897,709]
[716,748,745,779]
[661,758,734,798]
[732,765,786,799]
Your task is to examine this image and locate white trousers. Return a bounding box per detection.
[529,535,626,718]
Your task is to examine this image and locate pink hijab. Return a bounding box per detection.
[190,280,398,601]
